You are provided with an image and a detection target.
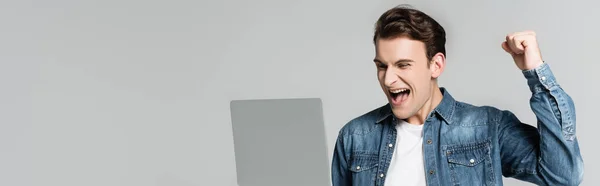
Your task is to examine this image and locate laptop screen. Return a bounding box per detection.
[230,98,330,186]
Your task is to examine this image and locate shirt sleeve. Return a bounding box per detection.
[331,131,351,186]
[498,62,584,185]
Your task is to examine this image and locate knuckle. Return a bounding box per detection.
[511,37,519,43]
[514,35,524,41]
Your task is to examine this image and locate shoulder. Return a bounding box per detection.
[338,104,390,136]
[451,101,508,125]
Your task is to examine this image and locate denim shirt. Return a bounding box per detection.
[331,63,584,186]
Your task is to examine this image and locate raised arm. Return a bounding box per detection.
[498,31,584,185]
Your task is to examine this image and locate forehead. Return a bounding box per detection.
[375,37,427,62]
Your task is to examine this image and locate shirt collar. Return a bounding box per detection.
[375,87,456,125]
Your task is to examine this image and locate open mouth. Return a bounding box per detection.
[390,88,410,105]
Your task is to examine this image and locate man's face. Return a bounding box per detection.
[374,37,437,120]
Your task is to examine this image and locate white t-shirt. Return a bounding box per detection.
[384,119,426,186]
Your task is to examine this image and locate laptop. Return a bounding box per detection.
[230,98,330,186]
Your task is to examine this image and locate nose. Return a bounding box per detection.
[384,68,398,87]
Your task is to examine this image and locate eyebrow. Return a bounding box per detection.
[373,59,415,63]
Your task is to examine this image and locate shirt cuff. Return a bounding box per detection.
[522,62,558,93]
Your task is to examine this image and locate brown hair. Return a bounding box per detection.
[373,5,446,61]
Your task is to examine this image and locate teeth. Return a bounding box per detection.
[390,89,409,94]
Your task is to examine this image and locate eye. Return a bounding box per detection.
[397,63,410,68]
[376,63,387,69]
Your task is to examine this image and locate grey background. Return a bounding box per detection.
[0,0,596,185]
[230,98,329,186]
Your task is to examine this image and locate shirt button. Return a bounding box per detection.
[356,166,361,170]
[429,170,435,175]
[426,139,432,144]
[541,76,546,81]
[388,143,393,148]
[380,173,385,178]
[470,159,475,164]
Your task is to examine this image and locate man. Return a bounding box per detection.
[331,6,584,186]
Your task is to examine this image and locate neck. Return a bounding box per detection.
[405,84,443,124]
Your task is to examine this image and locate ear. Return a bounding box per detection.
[429,52,446,79]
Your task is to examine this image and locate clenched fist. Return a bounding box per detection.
[501,31,544,71]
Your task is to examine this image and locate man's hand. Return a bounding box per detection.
[501,31,544,71]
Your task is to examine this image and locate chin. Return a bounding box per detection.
[391,107,412,120]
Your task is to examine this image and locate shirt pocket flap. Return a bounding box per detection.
[348,154,379,173]
[446,140,490,167]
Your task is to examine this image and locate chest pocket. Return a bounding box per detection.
[445,140,495,186]
[348,153,378,186]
